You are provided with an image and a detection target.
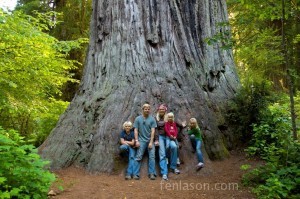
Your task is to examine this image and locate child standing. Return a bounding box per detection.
[188,118,204,170]
[164,112,180,174]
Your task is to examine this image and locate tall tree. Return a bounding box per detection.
[0,10,79,143]
[16,0,93,101]
[50,0,93,101]
[228,0,300,90]
[40,0,240,172]
[228,0,299,139]
[16,0,51,14]
[281,0,298,140]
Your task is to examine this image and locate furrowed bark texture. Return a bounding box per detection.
[40,0,240,172]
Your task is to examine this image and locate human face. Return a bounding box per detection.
[158,108,166,117]
[167,115,174,122]
[142,105,151,116]
[124,125,131,133]
[190,120,197,128]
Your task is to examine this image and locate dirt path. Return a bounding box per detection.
[50,151,258,199]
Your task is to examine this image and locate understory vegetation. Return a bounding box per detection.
[226,0,300,198]
[0,0,299,198]
[228,85,300,199]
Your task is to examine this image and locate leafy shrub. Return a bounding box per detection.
[226,80,273,143]
[243,156,300,199]
[246,103,292,161]
[30,99,69,146]
[0,126,55,198]
[242,99,300,199]
[0,10,83,145]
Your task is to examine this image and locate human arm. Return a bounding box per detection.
[170,128,177,140]
[196,128,202,140]
[168,123,178,140]
[187,129,192,135]
[176,120,187,130]
[176,122,187,142]
[134,128,140,147]
[148,127,155,149]
[148,117,157,148]
[154,127,159,146]
[120,138,128,145]
[127,139,135,146]
[164,123,171,137]
[133,117,140,147]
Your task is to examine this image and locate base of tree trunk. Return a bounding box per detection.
[39,0,239,173]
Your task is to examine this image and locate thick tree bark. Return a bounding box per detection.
[40,0,240,172]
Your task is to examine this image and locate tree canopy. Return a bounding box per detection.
[0,9,86,144]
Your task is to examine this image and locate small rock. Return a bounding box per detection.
[48,190,56,196]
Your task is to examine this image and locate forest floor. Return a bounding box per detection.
[49,150,260,199]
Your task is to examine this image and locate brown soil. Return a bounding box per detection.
[50,151,259,199]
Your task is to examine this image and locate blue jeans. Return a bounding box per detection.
[158,135,168,175]
[133,141,156,176]
[190,135,204,163]
[166,137,178,170]
[120,144,136,176]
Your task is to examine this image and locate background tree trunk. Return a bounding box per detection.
[40,0,240,172]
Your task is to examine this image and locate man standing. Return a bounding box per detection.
[133,103,157,180]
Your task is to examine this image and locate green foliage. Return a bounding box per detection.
[16,0,51,14]
[0,10,86,145]
[205,22,234,49]
[228,0,300,90]
[17,0,93,101]
[0,126,55,198]
[243,162,300,199]
[246,103,291,158]
[242,95,300,199]
[30,98,69,146]
[226,80,273,143]
[49,0,92,101]
[240,164,251,171]
[228,2,300,197]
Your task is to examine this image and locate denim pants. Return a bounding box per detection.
[133,141,156,176]
[119,144,136,175]
[158,135,168,175]
[166,137,178,169]
[189,135,204,163]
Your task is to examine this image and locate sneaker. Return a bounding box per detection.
[172,168,180,174]
[162,174,168,181]
[177,158,181,165]
[149,174,156,180]
[196,162,204,170]
[133,175,140,180]
[125,175,131,180]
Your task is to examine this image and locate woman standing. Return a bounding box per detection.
[155,104,169,180]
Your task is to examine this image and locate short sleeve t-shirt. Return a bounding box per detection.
[120,130,135,142]
[156,118,166,135]
[133,115,157,142]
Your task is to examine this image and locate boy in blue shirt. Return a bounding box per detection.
[119,121,136,180]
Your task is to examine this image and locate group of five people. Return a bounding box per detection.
[119,103,204,181]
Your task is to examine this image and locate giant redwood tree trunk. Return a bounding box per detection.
[40,0,240,172]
